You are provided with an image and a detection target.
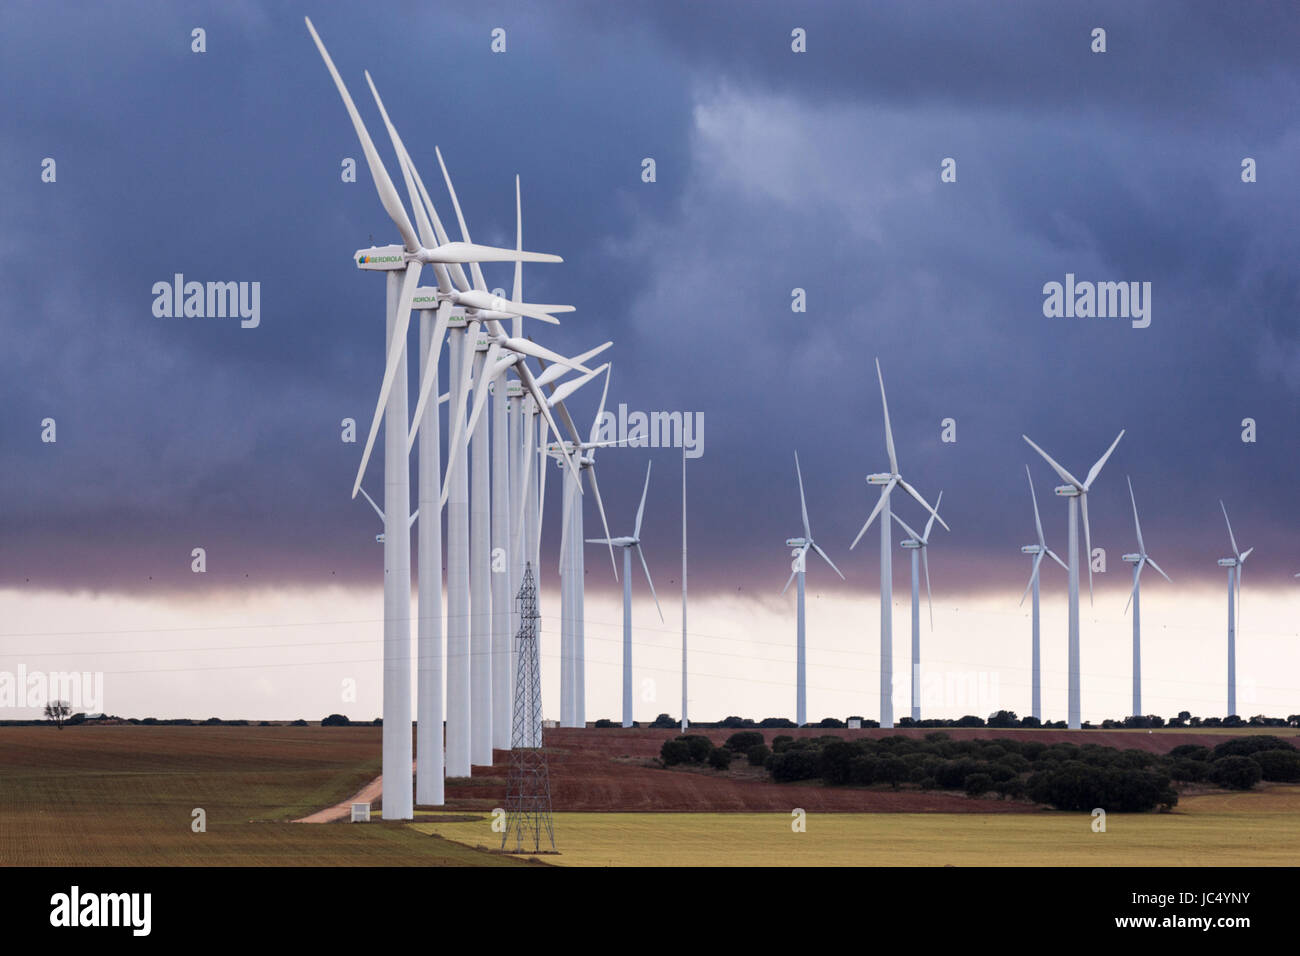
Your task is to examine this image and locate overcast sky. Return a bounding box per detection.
[1,2,1298,720]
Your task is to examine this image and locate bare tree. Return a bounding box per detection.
[44,701,71,729]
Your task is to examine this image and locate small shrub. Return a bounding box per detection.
[724,731,764,752]
[707,747,733,770]
[747,744,771,767]
[660,740,691,766]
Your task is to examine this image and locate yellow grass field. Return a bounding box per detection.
[412,785,1300,866]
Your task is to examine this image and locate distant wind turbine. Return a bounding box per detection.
[782,452,845,727]
[586,461,664,728]
[1217,501,1253,718]
[1018,466,1067,722]
[1022,429,1125,729]
[850,359,947,729]
[889,495,945,723]
[1121,477,1172,718]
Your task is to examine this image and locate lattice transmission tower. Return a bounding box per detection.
[502,562,555,853]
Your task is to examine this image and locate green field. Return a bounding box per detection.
[0,725,527,866]
[414,786,1300,866]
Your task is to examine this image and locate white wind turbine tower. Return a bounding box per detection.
[586,461,665,728]
[889,494,945,723]
[1022,429,1125,729]
[306,19,566,815]
[849,359,947,729]
[782,452,844,727]
[1018,465,1067,722]
[1121,477,1172,718]
[1217,500,1253,718]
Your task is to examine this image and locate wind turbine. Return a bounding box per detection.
[550,366,620,728]
[782,452,844,727]
[1217,500,1253,718]
[1018,465,1067,722]
[1022,429,1124,729]
[1121,477,1172,718]
[849,359,948,729]
[889,493,944,723]
[586,461,664,728]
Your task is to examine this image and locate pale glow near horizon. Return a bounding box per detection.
[0,580,1295,724]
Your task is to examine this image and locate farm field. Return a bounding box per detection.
[417,784,1300,866]
[0,725,525,866]
[1,723,1297,866]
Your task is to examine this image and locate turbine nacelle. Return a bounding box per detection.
[354,244,407,271]
[1122,552,1142,563]
[786,537,808,549]
[1021,544,1043,555]
[867,472,895,485]
[1218,557,1238,568]
[1054,485,1080,497]
[900,539,922,549]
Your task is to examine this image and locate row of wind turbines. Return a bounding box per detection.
[307,19,675,819]
[782,360,1261,732]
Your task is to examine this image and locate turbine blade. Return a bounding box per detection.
[850,479,896,550]
[586,465,620,582]
[408,508,419,528]
[898,478,950,532]
[589,364,613,447]
[1020,551,1044,607]
[546,363,607,407]
[513,175,522,335]
[358,486,384,522]
[811,542,845,581]
[781,566,798,596]
[1124,560,1141,615]
[407,300,451,453]
[438,322,479,509]
[1046,547,1068,572]
[1220,500,1240,558]
[1127,475,1145,554]
[1147,556,1172,584]
[463,342,502,440]
[507,337,594,374]
[923,490,943,542]
[1022,435,1083,489]
[795,451,811,541]
[638,544,664,622]
[890,509,922,543]
[875,358,898,475]
[434,146,486,292]
[1081,492,1094,605]
[634,461,652,539]
[353,260,420,498]
[1027,464,1046,547]
[522,362,582,493]
[305,19,419,253]
[1083,430,1125,490]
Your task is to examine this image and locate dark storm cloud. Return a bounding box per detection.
[1,1,1297,601]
